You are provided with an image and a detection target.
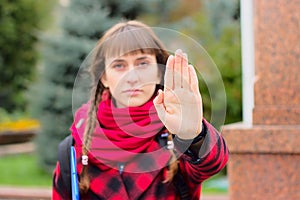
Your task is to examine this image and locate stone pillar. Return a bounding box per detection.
[223,0,300,199]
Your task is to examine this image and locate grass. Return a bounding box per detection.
[0,153,52,187]
[0,153,228,195]
[202,173,228,194]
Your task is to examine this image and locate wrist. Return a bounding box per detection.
[192,120,207,144]
[173,120,207,152]
[176,120,206,142]
[176,119,204,140]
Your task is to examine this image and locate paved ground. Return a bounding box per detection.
[0,142,35,157]
[0,186,228,200]
[0,186,51,200]
[202,195,229,200]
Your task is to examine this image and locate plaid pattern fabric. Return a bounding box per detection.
[52,120,228,200]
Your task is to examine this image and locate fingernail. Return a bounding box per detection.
[157,89,162,95]
[175,49,182,54]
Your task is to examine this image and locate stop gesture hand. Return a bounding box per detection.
[153,49,203,140]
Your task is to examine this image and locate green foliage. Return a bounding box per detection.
[30,0,167,171]
[208,26,242,124]
[204,0,242,124]
[0,107,26,122]
[178,1,242,125]
[0,0,54,112]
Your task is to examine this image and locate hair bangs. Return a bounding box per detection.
[102,27,161,59]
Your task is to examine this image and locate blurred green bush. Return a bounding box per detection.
[0,0,54,112]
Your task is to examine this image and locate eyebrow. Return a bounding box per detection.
[136,56,150,61]
[110,56,151,64]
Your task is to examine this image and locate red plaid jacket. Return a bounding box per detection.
[52,120,228,200]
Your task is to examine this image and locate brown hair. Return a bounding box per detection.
[79,20,178,193]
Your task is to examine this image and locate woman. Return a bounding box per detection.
[52,20,228,200]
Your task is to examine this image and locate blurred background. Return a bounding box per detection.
[0,0,240,197]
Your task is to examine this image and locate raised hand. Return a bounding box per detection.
[153,49,203,140]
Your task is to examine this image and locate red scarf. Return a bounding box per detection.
[97,98,164,150]
[71,98,170,172]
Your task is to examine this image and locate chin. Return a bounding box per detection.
[128,102,144,107]
[126,99,147,107]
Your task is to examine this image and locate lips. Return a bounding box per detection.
[123,89,142,95]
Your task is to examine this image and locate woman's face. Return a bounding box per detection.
[102,52,161,108]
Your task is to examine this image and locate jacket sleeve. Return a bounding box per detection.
[52,161,71,200]
[177,119,229,184]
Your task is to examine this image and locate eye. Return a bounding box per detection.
[137,61,149,68]
[112,63,125,70]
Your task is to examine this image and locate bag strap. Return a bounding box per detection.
[173,169,191,200]
[58,135,74,195]
[157,133,191,199]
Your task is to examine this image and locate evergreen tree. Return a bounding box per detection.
[30,0,163,171]
[204,0,240,38]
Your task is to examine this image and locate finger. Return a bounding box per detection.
[164,55,174,90]
[188,64,200,94]
[153,89,164,105]
[182,53,189,89]
[174,49,182,89]
[153,90,166,121]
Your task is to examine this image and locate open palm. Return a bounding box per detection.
[153,49,203,140]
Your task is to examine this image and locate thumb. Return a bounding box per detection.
[153,90,166,121]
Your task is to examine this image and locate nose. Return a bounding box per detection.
[125,67,139,85]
